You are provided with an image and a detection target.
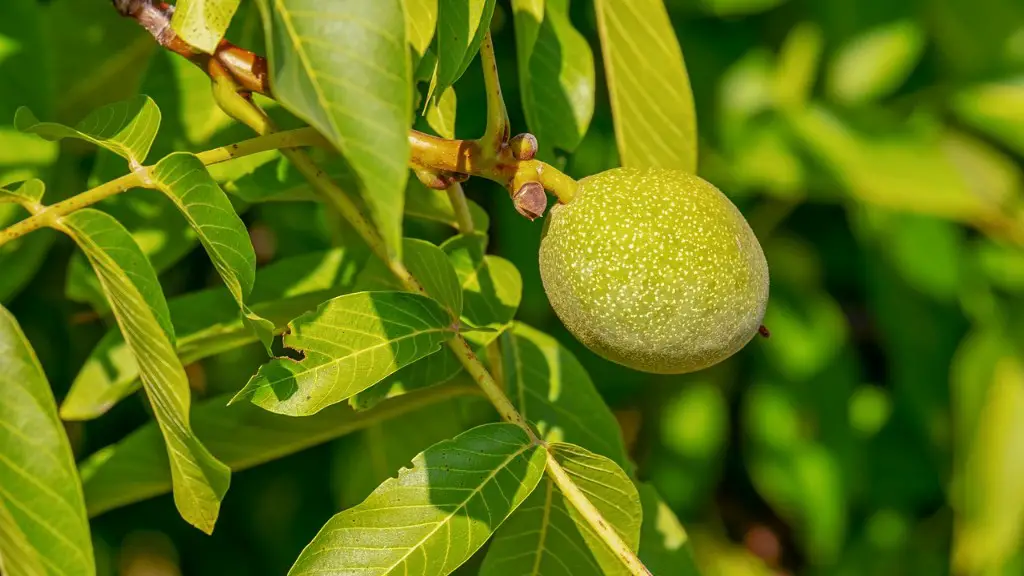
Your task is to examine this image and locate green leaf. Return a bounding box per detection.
[256,0,411,260]
[81,383,474,519]
[349,343,473,411]
[0,305,95,576]
[0,179,44,208]
[405,178,490,232]
[594,0,697,172]
[512,0,595,154]
[56,209,230,534]
[825,20,925,105]
[150,151,274,351]
[289,422,545,576]
[405,0,440,62]
[232,291,457,415]
[429,0,496,103]
[637,483,701,576]
[425,85,457,139]
[505,323,630,469]
[61,247,371,421]
[172,0,243,54]
[441,232,522,335]
[952,78,1024,158]
[481,442,641,576]
[15,94,161,166]
[404,238,463,317]
[951,330,1024,573]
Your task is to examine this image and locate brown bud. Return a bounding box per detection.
[513,181,547,221]
[509,133,538,160]
[413,166,450,190]
[758,325,771,338]
[445,170,470,183]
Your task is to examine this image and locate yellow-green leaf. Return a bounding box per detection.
[171,0,243,54]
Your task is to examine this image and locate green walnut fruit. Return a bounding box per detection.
[539,167,769,374]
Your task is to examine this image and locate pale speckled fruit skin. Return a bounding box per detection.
[539,167,769,374]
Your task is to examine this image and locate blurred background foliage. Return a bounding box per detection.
[2,0,1024,574]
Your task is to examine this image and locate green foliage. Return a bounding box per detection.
[3,0,1024,574]
[0,306,95,576]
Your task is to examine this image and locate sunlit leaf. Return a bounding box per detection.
[0,179,43,208]
[81,383,475,518]
[826,20,925,105]
[0,305,95,575]
[481,442,641,576]
[232,291,457,415]
[404,0,439,62]
[512,0,596,155]
[62,247,371,421]
[256,0,411,260]
[150,151,274,350]
[56,209,230,534]
[594,0,697,172]
[172,0,243,54]
[289,423,545,576]
[638,483,701,575]
[952,78,1024,158]
[425,85,457,139]
[504,323,630,469]
[15,94,160,166]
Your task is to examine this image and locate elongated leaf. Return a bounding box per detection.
[429,0,496,102]
[56,209,230,534]
[0,179,44,209]
[405,180,490,232]
[172,0,243,54]
[952,78,1024,158]
[481,442,641,576]
[637,483,701,575]
[81,383,474,518]
[257,0,411,260]
[290,423,545,575]
[62,247,371,421]
[441,232,521,334]
[0,306,95,576]
[505,323,630,469]
[594,0,697,172]
[826,20,925,105]
[150,151,274,351]
[512,0,595,154]
[15,94,160,166]
[404,238,463,317]
[233,291,456,415]
[405,0,439,62]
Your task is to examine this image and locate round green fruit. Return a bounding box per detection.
[538,167,769,374]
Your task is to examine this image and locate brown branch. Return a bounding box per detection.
[113,0,270,96]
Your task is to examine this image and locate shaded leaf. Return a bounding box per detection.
[81,383,475,519]
[441,232,521,335]
[404,238,463,317]
[257,0,411,260]
[232,291,456,415]
[429,0,496,102]
[505,323,630,469]
[172,0,243,54]
[0,305,95,576]
[150,151,274,351]
[62,247,371,421]
[289,423,545,576]
[637,483,701,576]
[481,442,641,576]
[405,178,490,232]
[56,209,230,533]
[594,0,697,172]
[512,0,596,154]
[15,95,160,166]
[826,20,925,105]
